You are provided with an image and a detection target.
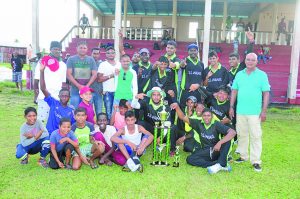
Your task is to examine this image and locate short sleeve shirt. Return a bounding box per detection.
[71,122,95,146]
[20,120,49,147]
[203,64,229,93]
[189,119,230,148]
[97,61,121,92]
[66,55,97,88]
[232,68,270,115]
[45,95,75,134]
[78,101,95,124]
[50,129,78,152]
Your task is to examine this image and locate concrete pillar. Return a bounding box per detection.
[114,0,122,61]
[271,3,278,43]
[76,0,80,37]
[287,0,300,104]
[221,0,227,42]
[32,0,39,54]
[172,0,177,40]
[202,0,212,68]
[122,0,128,36]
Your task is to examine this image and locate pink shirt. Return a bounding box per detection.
[114,112,126,130]
[78,101,95,124]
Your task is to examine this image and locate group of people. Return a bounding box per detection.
[16,29,270,174]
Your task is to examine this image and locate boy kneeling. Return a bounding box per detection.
[111,110,153,172]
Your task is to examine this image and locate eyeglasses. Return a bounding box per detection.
[106,51,115,54]
[123,72,126,80]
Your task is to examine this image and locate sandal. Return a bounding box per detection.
[89,160,98,169]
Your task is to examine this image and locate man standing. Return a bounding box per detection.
[98,46,121,121]
[11,51,23,91]
[91,47,103,115]
[34,41,67,123]
[66,41,97,108]
[229,53,270,172]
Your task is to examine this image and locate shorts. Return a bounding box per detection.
[115,143,145,156]
[12,72,22,82]
[73,144,93,157]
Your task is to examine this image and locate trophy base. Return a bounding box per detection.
[173,162,179,167]
[150,161,170,167]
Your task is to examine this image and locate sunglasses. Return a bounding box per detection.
[106,51,115,54]
[123,72,126,80]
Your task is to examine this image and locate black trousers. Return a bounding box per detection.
[49,143,75,169]
[170,125,195,152]
[186,140,231,168]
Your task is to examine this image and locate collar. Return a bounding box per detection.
[187,56,199,65]
[149,99,163,111]
[158,69,166,78]
[216,98,227,105]
[208,63,221,73]
[138,61,150,69]
[201,117,217,130]
[164,53,176,60]
[242,68,258,75]
[185,107,197,117]
[49,53,62,62]
[229,63,240,75]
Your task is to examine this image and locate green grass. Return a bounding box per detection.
[0,63,30,70]
[0,82,299,198]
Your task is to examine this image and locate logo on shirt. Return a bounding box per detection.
[208,77,222,82]
[201,132,215,140]
[188,71,202,76]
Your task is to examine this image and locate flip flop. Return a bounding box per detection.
[89,160,98,169]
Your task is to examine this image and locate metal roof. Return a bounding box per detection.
[85,0,296,17]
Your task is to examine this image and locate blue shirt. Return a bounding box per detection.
[50,129,78,152]
[45,95,75,134]
[232,68,270,115]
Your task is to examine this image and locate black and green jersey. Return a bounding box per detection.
[138,97,171,126]
[133,61,153,93]
[189,119,230,149]
[206,96,230,121]
[150,68,177,97]
[203,63,229,93]
[181,56,204,90]
[164,53,181,84]
[228,63,246,85]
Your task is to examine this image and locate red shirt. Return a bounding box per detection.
[78,101,95,124]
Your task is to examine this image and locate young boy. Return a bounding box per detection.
[40,63,75,135]
[78,86,95,124]
[49,118,78,169]
[110,99,129,130]
[71,108,105,169]
[111,110,153,172]
[16,107,50,168]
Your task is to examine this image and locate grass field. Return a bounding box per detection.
[0,81,299,198]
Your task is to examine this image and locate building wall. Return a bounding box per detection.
[98,3,296,42]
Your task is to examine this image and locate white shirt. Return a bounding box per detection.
[34,61,67,100]
[97,60,121,92]
[94,125,117,147]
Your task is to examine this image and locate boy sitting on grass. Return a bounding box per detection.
[16,107,50,168]
[71,108,105,169]
[40,63,75,135]
[111,110,153,172]
[49,118,78,169]
[78,87,95,124]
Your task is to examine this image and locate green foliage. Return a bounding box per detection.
[0,86,299,198]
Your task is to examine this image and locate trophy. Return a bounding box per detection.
[151,100,171,166]
[173,146,180,167]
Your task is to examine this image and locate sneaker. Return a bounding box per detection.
[221,164,232,172]
[235,157,246,163]
[20,156,29,165]
[122,165,131,172]
[207,163,222,174]
[235,148,240,154]
[253,164,262,172]
[38,158,49,168]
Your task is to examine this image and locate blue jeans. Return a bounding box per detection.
[70,86,81,108]
[103,92,114,121]
[16,137,50,159]
[93,92,103,116]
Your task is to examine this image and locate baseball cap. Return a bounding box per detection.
[139,48,150,55]
[79,86,94,95]
[41,55,59,72]
[187,43,198,51]
[186,96,197,103]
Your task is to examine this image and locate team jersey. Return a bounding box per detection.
[203,63,229,93]
[181,56,204,90]
[133,61,153,93]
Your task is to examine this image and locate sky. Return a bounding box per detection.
[0,0,91,50]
